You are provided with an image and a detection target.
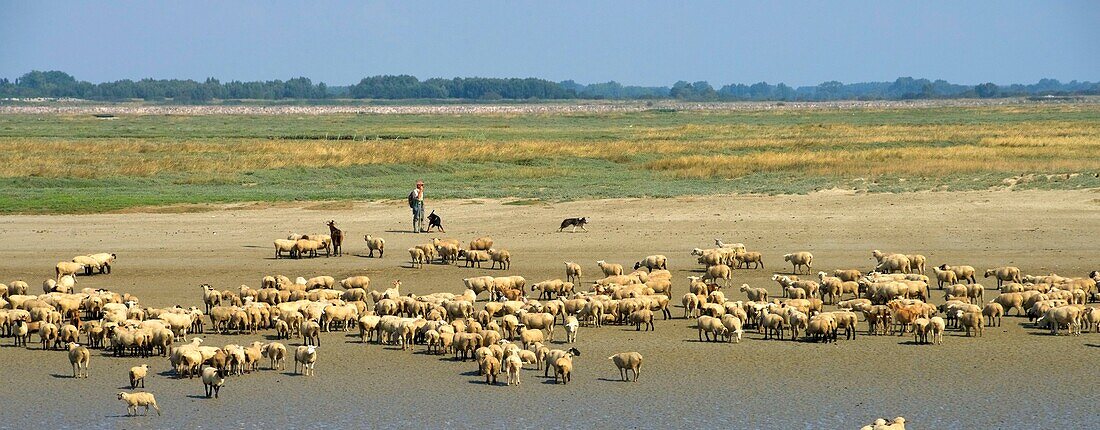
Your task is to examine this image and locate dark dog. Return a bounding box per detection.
[558,217,588,232]
[427,210,444,233]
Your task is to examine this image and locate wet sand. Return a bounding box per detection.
[1,189,1098,429]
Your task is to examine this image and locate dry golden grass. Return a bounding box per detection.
[1,104,1098,181]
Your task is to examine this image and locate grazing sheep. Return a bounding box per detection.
[982,302,1004,327]
[201,366,225,398]
[56,261,84,281]
[697,316,728,342]
[294,345,318,376]
[596,260,624,276]
[833,269,863,282]
[117,392,161,416]
[985,267,1022,288]
[363,235,386,258]
[873,251,911,274]
[608,352,643,382]
[488,249,511,270]
[783,252,813,274]
[458,250,491,268]
[89,253,116,274]
[68,342,90,378]
[634,255,668,272]
[469,236,494,251]
[129,364,149,389]
[940,264,977,284]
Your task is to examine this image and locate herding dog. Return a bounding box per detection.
[427,210,444,233]
[558,217,588,232]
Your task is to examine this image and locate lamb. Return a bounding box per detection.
[117,392,161,416]
[564,262,583,283]
[984,267,1022,287]
[469,236,494,251]
[294,345,318,376]
[129,364,149,388]
[273,239,296,259]
[608,351,643,382]
[201,366,225,398]
[563,316,579,343]
[363,235,386,258]
[67,342,90,378]
[56,261,84,281]
[488,249,511,270]
[634,255,668,272]
[783,252,813,274]
[596,260,624,276]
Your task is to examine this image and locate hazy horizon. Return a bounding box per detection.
[2,1,1097,87]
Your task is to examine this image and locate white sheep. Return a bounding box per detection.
[201,366,225,398]
[117,392,161,416]
[294,345,318,376]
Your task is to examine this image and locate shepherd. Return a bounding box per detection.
[408,180,426,233]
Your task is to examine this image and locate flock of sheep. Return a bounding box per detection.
[4,232,1100,422]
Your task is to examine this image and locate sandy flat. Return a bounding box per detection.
[1,189,1098,429]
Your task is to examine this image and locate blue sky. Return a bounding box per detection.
[1,1,1096,86]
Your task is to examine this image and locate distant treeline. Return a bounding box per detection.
[1,70,1097,102]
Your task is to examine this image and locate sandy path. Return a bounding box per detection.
[1,189,1098,429]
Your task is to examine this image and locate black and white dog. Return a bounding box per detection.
[558,217,588,232]
[427,210,444,233]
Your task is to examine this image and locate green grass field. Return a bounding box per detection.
[2,103,1099,213]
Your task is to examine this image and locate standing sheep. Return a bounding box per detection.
[488,249,511,270]
[564,262,583,284]
[505,354,523,386]
[984,267,1022,288]
[596,260,624,276]
[363,235,386,258]
[129,364,149,389]
[409,247,427,268]
[117,392,161,416]
[68,342,90,378]
[634,255,668,272]
[783,252,813,274]
[294,345,318,376]
[608,352,643,382]
[201,366,225,398]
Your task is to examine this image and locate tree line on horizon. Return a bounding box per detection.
[1,70,1096,103]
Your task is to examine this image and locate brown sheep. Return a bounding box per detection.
[608,352,643,382]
